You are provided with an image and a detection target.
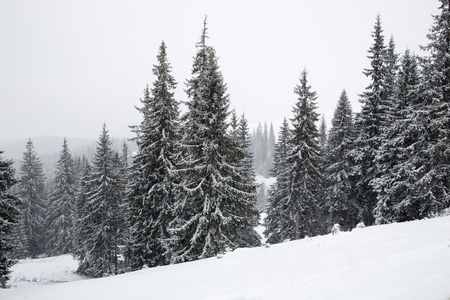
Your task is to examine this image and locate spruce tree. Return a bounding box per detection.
[317,114,329,227]
[121,142,129,171]
[372,49,421,223]
[171,19,260,262]
[76,125,125,277]
[286,69,322,239]
[264,118,292,243]
[127,41,180,269]
[265,70,322,242]
[17,139,47,257]
[229,110,239,139]
[415,0,450,214]
[353,15,389,225]
[234,114,260,245]
[374,1,450,221]
[324,90,359,230]
[384,35,400,119]
[46,138,77,255]
[0,152,21,288]
[72,158,92,267]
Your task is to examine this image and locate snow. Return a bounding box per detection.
[255,174,276,187]
[3,216,450,299]
[7,255,85,288]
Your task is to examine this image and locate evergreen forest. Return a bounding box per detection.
[1,1,450,285]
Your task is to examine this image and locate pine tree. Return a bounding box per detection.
[372,49,421,223]
[72,157,92,267]
[384,35,400,118]
[0,152,21,288]
[127,41,181,269]
[171,19,260,262]
[76,125,126,277]
[324,90,359,230]
[264,118,292,243]
[287,69,322,238]
[234,114,260,245]
[46,138,77,255]
[265,70,322,242]
[17,139,47,257]
[121,142,130,171]
[416,0,450,214]
[317,114,329,226]
[353,15,389,225]
[229,110,239,139]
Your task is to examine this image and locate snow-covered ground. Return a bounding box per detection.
[3,216,450,299]
[7,255,85,288]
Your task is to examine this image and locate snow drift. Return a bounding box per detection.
[3,216,450,299]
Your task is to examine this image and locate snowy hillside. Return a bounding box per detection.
[3,216,450,300]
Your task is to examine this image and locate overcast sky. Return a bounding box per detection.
[0,0,440,142]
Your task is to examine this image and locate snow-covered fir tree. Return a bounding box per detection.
[76,125,126,277]
[46,138,77,255]
[373,1,450,222]
[323,90,359,231]
[72,157,92,267]
[407,0,450,216]
[286,69,322,238]
[0,152,21,288]
[264,118,292,243]
[127,41,181,269]
[372,49,421,223]
[171,19,260,262]
[234,114,260,245]
[17,139,47,258]
[384,35,400,119]
[352,15,389,226]
[121,142,130,171]
[265,70,322,242]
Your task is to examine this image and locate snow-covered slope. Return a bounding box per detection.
[7,255,85,287]
[3,216,450,300]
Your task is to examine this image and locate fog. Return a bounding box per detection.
[0,0,438,141]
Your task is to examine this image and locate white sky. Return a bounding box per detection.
[0,0,439,141]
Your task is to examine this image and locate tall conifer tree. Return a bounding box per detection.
[73,158,92,266]
[127,41,181,269]
[416,0,450,214]
[353,15,389,225]
[324,90,358,230]
[265,70,322,242]
[17,139,47,257]
[264,118,292,243]
[0,152,21,288]
[46,138,77,255]
[372,50,421,223]
[171,18,260,262]
[287,69,322,238]
[76,125,125,277]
